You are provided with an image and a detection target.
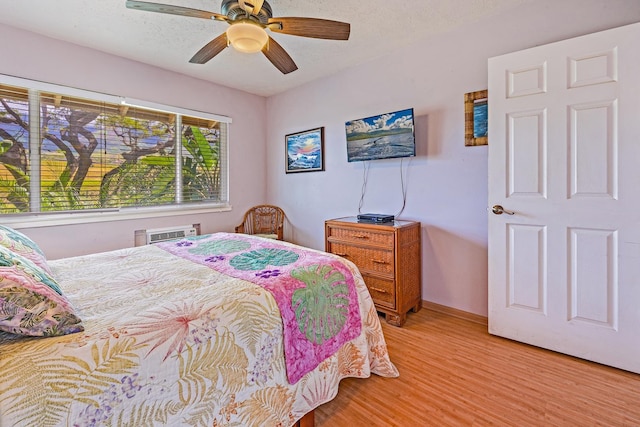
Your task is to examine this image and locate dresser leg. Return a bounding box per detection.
[385,312,406,327]
[411,300,422,313]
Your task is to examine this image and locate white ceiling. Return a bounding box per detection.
[0,0,529,97]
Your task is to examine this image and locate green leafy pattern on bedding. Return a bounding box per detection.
[229,248,300,271]
[291,264,350,345]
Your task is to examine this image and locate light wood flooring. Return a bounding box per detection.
[315,305,640,426]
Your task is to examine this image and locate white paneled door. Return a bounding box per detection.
[488,23,640,373]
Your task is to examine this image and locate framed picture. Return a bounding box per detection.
[464,90,488,146]
[285,127,325,173]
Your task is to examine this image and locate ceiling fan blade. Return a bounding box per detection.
[189,33,229,64]
[126,0,228,22]
[238,0,265,16]
[267,17,350,40]
[262,37,298,74]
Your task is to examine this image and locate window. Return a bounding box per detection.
[0,76,229,218]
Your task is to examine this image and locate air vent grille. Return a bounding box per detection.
[145,226,197,244]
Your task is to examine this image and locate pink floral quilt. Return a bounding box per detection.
[156,232,362,383]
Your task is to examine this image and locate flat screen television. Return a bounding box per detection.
[345,108,415,162]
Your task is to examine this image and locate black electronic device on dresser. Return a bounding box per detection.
[356,213,395,223]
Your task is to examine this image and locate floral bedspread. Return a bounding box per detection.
[0,234,398,427]
[156,233,362,384]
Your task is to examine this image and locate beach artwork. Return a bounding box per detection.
[285,127,324,173]
[473,100,488,138]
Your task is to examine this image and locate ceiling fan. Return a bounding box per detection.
[126,0,351,74]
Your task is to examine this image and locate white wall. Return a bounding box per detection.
[0,24,268,259]
[265,0,640,316]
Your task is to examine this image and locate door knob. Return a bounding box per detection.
[492,205,515,215]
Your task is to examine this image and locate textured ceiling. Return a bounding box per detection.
[0,0,529,97]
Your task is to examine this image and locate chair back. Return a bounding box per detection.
[236,205,285,240]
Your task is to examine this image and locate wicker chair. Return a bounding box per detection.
[235,205,285,240]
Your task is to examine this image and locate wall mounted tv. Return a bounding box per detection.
[345,108,415,162]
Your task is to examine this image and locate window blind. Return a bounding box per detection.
[0,76,230,215]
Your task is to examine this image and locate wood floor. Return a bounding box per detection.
[315,306,640,426]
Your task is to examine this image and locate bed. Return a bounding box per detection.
[0,227,398,426]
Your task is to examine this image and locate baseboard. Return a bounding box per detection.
[422,300,488,326]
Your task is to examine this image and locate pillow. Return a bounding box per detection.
[0,245,84,337]
[0,224,52,275]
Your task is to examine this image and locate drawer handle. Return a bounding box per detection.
[371,259,388,264]
[335,252,349,257]
[369,286,388,294]
[351,234,369,239]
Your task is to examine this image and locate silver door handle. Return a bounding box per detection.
[492,205,515,215]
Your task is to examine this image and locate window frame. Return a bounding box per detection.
[0,74,232,228]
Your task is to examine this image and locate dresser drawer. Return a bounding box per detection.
[329,243,394,276]
[327,226,394,247]
[362,274,395,309]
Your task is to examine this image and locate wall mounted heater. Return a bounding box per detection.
[145,225,197,245]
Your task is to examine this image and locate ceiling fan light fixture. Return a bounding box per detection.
[226,21,268,53]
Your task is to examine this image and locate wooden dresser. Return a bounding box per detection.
[325,217,421,326]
